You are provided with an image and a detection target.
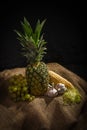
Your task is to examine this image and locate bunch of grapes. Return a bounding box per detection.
[8,74,35,102]
[63,88,81,105]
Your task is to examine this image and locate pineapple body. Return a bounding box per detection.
[26,62,49,96]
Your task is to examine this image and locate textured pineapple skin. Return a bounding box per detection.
[26,62,49,96]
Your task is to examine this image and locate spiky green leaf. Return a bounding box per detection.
[15,17,47,63]
[34,19,46,45]
[21,17,33,37]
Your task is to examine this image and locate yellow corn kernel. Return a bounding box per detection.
[49,70,74,89]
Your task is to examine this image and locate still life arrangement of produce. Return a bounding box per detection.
[8,18,81,105]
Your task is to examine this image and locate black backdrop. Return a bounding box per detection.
[0,2,87,80]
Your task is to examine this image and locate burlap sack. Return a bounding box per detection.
[0,63,87,130]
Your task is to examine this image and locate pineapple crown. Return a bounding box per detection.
[15,17,47,64]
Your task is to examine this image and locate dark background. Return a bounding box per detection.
[0,2,87,80]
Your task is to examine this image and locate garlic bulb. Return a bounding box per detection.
[45,86,58,97]
[55,83,67,94]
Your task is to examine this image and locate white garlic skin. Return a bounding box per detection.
[56,83,67,94]
[56,83,67,91]
[46,87,58,97]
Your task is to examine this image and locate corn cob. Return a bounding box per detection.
[49,70,74,89]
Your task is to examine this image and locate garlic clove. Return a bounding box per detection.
[55,83,67,95]
[45,87,58,97]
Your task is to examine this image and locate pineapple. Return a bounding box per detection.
[15,17,49,96]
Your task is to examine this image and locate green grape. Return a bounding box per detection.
[8,74,35,102]
[21,92,25,97]
[17,91,21,96]
[31,95,35,100]
[12,86,18,92]
[29,96,33,102]
[23,79,27,84]
[24,94,31,100]
[63,88,81,105]
[8,86,13,93]
[22,87,28,92]
[75,95,81,103]
[17,86,21,91]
